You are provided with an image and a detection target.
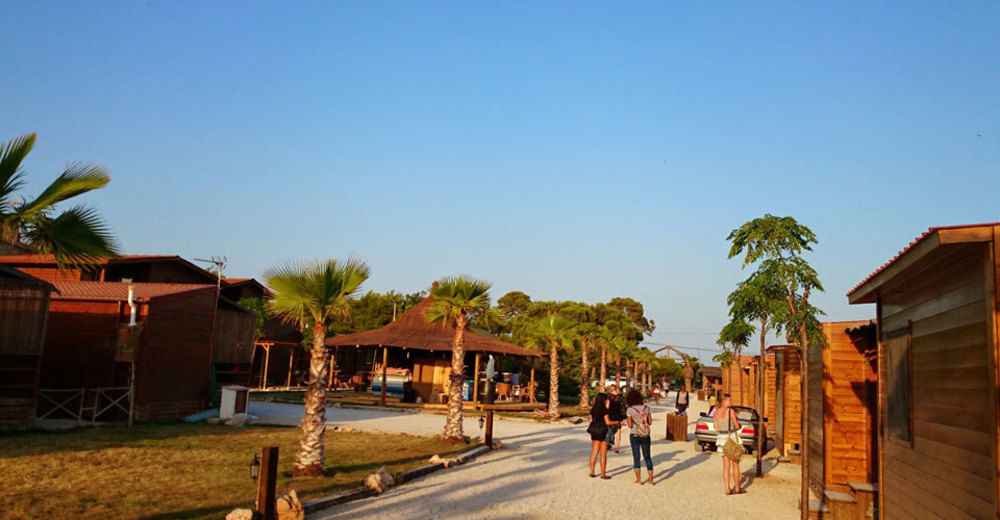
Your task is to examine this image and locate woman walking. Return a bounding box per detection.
[625,389,654,485]
[714,393,746,495]
[675,386,690,415]
[588,393,620,479]
[607,385,626,453]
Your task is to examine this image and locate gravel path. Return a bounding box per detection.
[250,397,800,519]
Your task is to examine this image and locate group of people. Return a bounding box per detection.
[586,387,748,495]
[588,385,655,484]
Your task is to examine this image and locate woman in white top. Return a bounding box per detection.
[713,394,746,495]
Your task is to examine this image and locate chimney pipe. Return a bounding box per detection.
[127,285,138,327]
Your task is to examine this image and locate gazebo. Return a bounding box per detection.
[325,296,543,405]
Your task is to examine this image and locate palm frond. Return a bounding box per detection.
[426,275,492,326]
[24,205,120,267]
[0,133,34,208]
[18,162,111,218]
[264,258,372,330]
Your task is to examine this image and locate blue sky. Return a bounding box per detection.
[3,2,998,358]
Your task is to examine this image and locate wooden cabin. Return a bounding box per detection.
[41,281,218,421]
[721,355,756,407]
[0,254,218,284]
[848,223,1000,519]
[0,266,53,430]
[0,255,261,392]
[806,321,878,500]
[326,296,543,404]
[769,345,803,456]
[701,366,723,391]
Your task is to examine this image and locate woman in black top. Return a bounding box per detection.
[588,393,620,479]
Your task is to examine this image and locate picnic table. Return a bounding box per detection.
[478,401,548,447]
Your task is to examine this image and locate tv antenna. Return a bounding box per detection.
[194,256,227,288]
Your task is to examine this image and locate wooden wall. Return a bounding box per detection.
[40,299,129,389]
[136,288,216,421]
[809,321,877,494]
[877,243,998,519]
[721,355,755,407]
[213,308,256,364]
[782,348,802,450]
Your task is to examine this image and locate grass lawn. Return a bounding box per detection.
[0,423,472,520]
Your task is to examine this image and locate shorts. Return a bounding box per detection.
[716,431,740,457]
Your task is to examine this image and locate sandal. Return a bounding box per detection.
[600,475,612,480]
[589,474,597,478]
[735,488,747,494]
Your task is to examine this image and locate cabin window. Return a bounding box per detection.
[885,327,912,441]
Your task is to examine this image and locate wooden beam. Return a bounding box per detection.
[285,348,294,388]
[473,352,481,406]
[380,346,388,407]
[255,446,279,520]
[529,366,535,403]
[988,226,1000,514]
[261,345,270,390]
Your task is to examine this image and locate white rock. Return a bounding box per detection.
[276,489,304,520]
[364,466,395,494]
[225,508,253,520]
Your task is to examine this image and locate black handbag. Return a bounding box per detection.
[587,420,607,437]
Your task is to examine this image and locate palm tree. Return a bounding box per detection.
[526,313,577,418]
[425,276,493,442]
[575,323,601,407]
[265,258,371,476]
[718,318,754,405]
[1,133,119,265]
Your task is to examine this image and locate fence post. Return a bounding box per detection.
[484,410,494,448]
[255,446,279,520]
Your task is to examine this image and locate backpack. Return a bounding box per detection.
[630,405,651,437]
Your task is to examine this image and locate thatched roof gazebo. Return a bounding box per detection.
[325,297,541,405]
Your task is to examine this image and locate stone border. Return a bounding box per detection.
[302,445,492,515]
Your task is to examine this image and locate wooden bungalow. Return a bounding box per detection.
[768,344,803,457]
[701,366,723,391]
[325,296,543,405]
[848,222,1000,520]
[806,321,878,498]
[721,355,756,407]
[41,281,219,421]
[0,254,218,284]
[0,265,54,430]
[0,255,261,391]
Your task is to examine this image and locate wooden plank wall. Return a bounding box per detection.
[40,300,126,389]
[783,349,802,449]
[820,321,877,492]
[136,289,215,421]
[212,308,256,364]
[721,355,755,407]
[0,278,51,356]
[878,243,999,519]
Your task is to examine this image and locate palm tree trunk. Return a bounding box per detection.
[599,343,607,392]
[579,339,589,408]
[615,356,621,386]
[443,314,467,442]
[293,323,330,476]
[548,343,560,417]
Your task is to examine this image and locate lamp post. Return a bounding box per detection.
[249,453,261,482]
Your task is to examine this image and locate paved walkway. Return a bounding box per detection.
[250,397,800,520]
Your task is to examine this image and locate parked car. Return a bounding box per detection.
[694,405,760,453]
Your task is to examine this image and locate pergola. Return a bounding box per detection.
[325,296,543,406]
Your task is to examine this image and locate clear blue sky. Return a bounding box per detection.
[3,2,998,358]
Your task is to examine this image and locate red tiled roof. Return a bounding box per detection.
[847,222,1000,297]
[50,281,214,302]
[0,254,182,265]
[222,278,251,284]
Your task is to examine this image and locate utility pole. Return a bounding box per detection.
[195,256,227,406]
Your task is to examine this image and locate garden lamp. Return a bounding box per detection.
[249,453,260,482]
[478,416,485,429]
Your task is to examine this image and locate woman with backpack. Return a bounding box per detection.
[714,393,746,495]
[587,393,620,479]
[625,389,654,485]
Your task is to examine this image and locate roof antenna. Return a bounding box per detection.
[194,256,226,290]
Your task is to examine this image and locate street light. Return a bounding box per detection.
[249,453,261,482]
